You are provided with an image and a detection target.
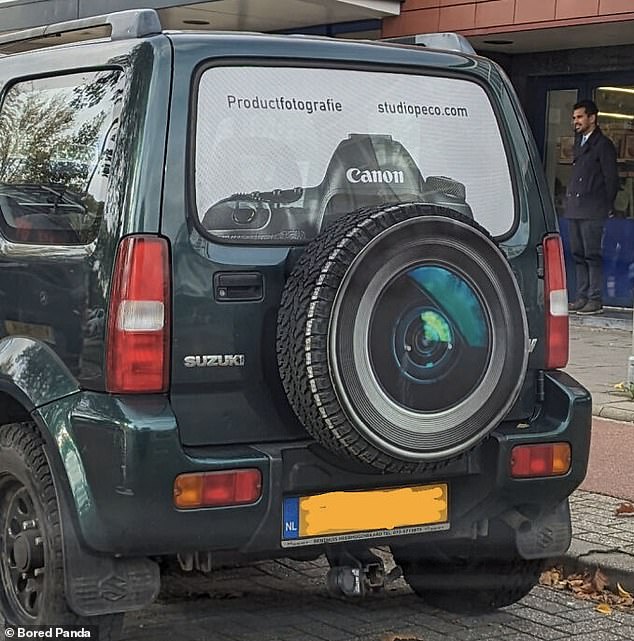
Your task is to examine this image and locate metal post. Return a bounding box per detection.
[628,301,634,384]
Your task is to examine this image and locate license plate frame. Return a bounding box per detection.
[281,483,449,548]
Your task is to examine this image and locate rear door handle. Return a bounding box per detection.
[214,272,263,301]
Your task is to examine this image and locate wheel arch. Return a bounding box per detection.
[0,336,88,545]
[0,336,80,411]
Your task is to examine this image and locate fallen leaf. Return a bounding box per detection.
[539,568,561,586]
[615,502,634,517]
[568,578,585,589]
[592,568,610,592]
[541,566,634,612]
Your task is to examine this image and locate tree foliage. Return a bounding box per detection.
[0,70,120,190]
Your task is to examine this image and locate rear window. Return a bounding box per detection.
[194,66,515,244]
[0,69,124,245]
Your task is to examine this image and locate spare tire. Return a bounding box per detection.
[276,203,528,473]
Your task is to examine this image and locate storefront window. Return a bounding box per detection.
[544,85,634,307]
[594,86,634,303]
[594,87,634,217]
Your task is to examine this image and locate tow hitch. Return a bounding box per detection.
[325,549,400,597]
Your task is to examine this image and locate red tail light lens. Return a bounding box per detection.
[543,234,569,369]
[106,235,170,393]
[173,469,263,509]
[511,442,571,478]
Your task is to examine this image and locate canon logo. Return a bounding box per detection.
[345,168,405,185]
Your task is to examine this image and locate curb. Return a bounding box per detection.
[553,539,634,593]
[570,312,632,332]
[594,405,634,423]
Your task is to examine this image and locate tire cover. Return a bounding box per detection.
[277,203,528,473]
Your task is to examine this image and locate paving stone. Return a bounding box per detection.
[554,619,630,636]
[555,607,613,622]
[504,618,571,640]
[400,626,448,641]
[536,589,595,610]
[510,606,572,627]
[564,632,634,641]
[609,610,634,625]
[298,621,357,641]
[306,608,369,628]
[576,532,624,545]
[452,623,510,639]
[409,617,468,636]
[519,596,574,616]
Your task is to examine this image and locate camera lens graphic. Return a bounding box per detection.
[399,308,453,373]
[369,265,491,412]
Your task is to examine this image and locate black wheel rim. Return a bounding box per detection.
[0,477,46,620]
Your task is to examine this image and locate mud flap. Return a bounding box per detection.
[516,499,572,560]
[56,473,160,616]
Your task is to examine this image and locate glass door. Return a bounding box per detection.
[532,73,634,307]
[544,89,578,217]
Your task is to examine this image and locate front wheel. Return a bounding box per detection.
[0,422,123,639]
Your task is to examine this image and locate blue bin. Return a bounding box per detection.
[558,216,634,308]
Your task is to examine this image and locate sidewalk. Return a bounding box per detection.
[561,490,634,592]
[557,313,634,593]
[566,311,634,421]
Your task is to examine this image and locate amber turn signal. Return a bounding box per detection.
[510,443,571,478]
[174,469,262,508]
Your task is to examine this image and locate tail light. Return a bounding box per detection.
[543,234,568,369]
[173,469,263,509]
[106,235,170,393]
[511,442,571,478]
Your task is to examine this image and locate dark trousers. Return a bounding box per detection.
[568,218,604,303]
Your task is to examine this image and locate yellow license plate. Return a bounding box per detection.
[282,483,448,547]
[4,320,55,344]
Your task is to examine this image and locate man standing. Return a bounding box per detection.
[565,99,619,315]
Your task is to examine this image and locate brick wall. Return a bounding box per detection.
[382,0,634,38]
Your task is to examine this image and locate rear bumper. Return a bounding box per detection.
[36,370,591,558]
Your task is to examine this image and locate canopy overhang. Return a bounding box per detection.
[0,0,400,35]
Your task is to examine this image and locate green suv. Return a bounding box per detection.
[0,9,591,638]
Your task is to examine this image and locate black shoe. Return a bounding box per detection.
[568,299,587,313]
[577,301,603,315]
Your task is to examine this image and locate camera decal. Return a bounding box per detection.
[202,134,472,242]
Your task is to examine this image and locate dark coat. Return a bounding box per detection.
[564,127,619,220]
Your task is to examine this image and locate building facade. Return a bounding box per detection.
[0,0,396,39]
[384,1,634,307]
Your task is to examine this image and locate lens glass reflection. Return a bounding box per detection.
[369,265,490,412]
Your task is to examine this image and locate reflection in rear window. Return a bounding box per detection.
[0,69,124,245]
[195,67,514,244]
